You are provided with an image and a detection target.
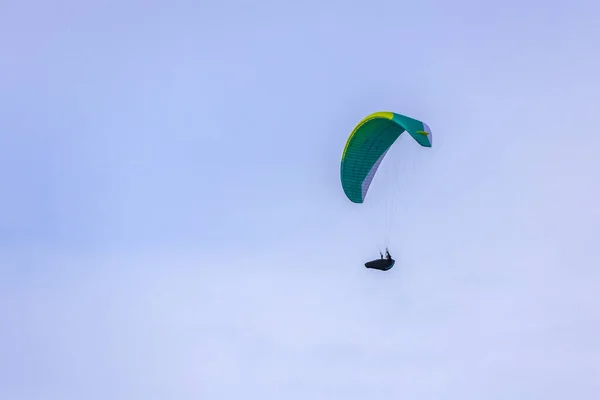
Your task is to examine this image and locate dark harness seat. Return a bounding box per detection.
[364,258,395,271]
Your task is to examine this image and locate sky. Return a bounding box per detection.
[1,0,600,398]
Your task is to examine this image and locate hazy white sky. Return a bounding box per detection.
[1,0,600,398]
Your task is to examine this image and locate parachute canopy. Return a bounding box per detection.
[340,111,432,203]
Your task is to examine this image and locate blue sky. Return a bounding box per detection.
[2,0,600,398]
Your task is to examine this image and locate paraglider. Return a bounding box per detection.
[340,111,432,271]
[364,248,395,271]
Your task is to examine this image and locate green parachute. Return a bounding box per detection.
[340,111,432,204]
